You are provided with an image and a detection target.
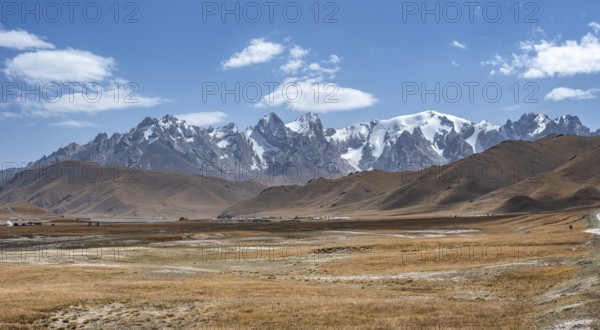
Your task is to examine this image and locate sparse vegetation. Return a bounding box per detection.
[0,211,597,329]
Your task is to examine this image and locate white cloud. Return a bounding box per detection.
[17,82,166,116]
[451,40,468,50]
[280,59,304,74]
[280,46,310,74]
[501,104,522,112]
[289,46,309,59]
[590,22,600,34]
[0,111,18,119]
[279,49,340,78]
[544,87,600,101]
[0,29,54,50]
[175,111,228,126]
[328,54,341,64]
[227,38,375,113]
[532,26,545,35]
[222,38,284,69]
[49,120,97,128]
[308,63,321,71]
[483,23,600,78]
[4,49,115,83]
[0,32,165,120]
[307,62,340,77]
[256,77,377,113]
[451,61,459,67]
[481,54,517,76]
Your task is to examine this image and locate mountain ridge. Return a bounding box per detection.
[0,161,266,218]
[25,111,599,184]
[222,134,600,218]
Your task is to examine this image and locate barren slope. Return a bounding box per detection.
[470,138,600,213]
[0,162,266,219]
[223,135,600,217]
[0,201,56,220]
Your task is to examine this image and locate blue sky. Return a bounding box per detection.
[1,0,600,164]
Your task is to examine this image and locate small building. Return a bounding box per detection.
[5,220,13,227]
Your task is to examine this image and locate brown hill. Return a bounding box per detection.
[223,135,600,217]
[0,201,56,220]
[377,134,600,211]
[219,170,409,218]
[468,137,600,213]
[0,162,266,219]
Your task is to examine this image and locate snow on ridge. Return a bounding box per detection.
[330,110,503,162]
[285,121,303,133]
[286,112,320,134]
[342,147,363,171]
[533,114,550,135]
[142,125,155,141]
[367,110,473,158]
[244,129,280,169]
[217,140,231,148]
[329,123,370,142]
[209,124,239,140]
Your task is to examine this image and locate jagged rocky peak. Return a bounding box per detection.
[286,112,322,132]
[93,133,109,142]
[136,117,157,129]
[286,112,328,143]
[162,114,177,121]
[519,113,550,127]
[159,114,188,130]
[255,112,288,139]
[324,128,337,137]
[209,122,239,140]
[257,112,284,127]
[222,122,238,132]
[25,111,598,181]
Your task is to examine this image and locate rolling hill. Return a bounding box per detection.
[0,162,266,219]
[0,201,56,220]
[222,135,600,218]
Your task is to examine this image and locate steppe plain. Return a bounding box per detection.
[0,210,598,329]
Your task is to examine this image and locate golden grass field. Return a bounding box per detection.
[0,211,598,329]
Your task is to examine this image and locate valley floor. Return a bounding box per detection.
[0,212,599,329]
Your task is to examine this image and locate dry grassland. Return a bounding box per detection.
[0,211,598,329]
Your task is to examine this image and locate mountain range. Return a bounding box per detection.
[2,134,599,219]
[27,111,599,184]
[223,134,600,218]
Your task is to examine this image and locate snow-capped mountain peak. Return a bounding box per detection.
[29,111,598,182]
[286,112,321,134]
[329,110,480,169]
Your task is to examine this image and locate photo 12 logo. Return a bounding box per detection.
[199,161,341,184]
[401,81,539,104]
[1,81,141,105]
[201,1,340,23]
[1,161,140,184]
[198,242,341,263]
[201,81,340,104]
[0,243,139,264]
[0,1,140,23]
[400,160,541,184]
[399,241,539,263]
[401,1,539,23]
